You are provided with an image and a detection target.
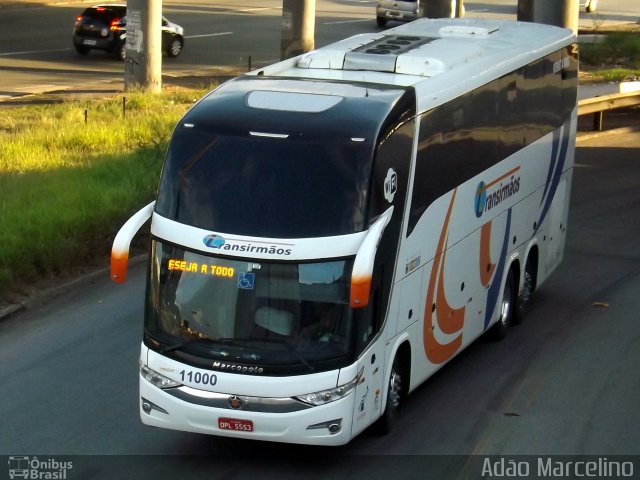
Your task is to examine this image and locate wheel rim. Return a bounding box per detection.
[388,367,402,410]
[521,270,533,306]
[500,276,513,326]
[169,40,182,56]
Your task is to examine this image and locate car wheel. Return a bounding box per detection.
[115,43,125,61]
[75,45,90,55]
[166,37,183,57]
[491,269,515,341]
[376,16,387,27]
[376,356,403,434]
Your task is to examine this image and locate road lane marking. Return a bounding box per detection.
[0,48,71,57]
[185,32,233,39]
[323,18,372,24]
[238,7,274,12]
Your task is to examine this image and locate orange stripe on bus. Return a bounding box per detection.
[480,166,521,192]
[423,189,465,364]
[479,221,496,287]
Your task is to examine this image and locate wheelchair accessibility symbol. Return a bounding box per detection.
[238,272,255,290]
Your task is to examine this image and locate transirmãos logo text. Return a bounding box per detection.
[203,234,225,249]
[203,234,293,256]
[474,167,521,218]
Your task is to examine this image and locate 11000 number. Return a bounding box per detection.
[180,370,217,386]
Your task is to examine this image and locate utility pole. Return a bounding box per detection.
[424,0,464,19]
[280,0,315,60]
[517,0,579,33]
[124,0,162,92]
[517,0,534,22]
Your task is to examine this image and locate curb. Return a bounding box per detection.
[577,125,640,142]
[0,254,148,322]
[0,304,24,320]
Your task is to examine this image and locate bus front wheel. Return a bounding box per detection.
[376,356,403,434]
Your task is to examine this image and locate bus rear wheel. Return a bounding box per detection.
[515,263,535,324]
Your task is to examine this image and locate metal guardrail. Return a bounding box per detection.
[578,91,640,131]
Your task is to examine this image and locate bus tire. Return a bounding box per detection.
[491,268,516,341]
[376,356,403,434]
[515,259,535,324]
[376,16,387,27]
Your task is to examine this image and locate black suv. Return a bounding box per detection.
[73,4,184,60]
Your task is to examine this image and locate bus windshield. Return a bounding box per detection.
[145,240,355,373]
[155,128,372,239]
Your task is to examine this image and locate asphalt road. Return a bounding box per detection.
[1,125,639,478]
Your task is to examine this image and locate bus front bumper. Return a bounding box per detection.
[139,375,356,446]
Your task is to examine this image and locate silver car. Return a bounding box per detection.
[376,0,422,27]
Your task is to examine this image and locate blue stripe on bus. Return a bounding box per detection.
[484,208,512,330]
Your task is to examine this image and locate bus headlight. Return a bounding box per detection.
[140,363,181,389]
[295,377,357,406]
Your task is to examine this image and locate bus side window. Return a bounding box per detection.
[498,70,525,158]
[408,109,443,237]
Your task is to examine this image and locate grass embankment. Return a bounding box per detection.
[579,31,640,82]
[0,88,208,303]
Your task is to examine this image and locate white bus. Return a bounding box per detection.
[111,18,577,446]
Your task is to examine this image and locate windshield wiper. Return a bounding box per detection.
[160,338,206,354]
[216,337,315,373]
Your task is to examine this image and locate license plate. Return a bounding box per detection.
[218,417,254,432]
[83,40,97,46]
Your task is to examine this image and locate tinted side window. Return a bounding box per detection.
[523,59,546,142]
[542,50,563,129]
[407,47,575,236]
[497,69,525,159]
[409,108,442,236]
[562,44,579,120]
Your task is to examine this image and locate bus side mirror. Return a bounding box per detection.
[350,206,393,308]
[111,201,155,283]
